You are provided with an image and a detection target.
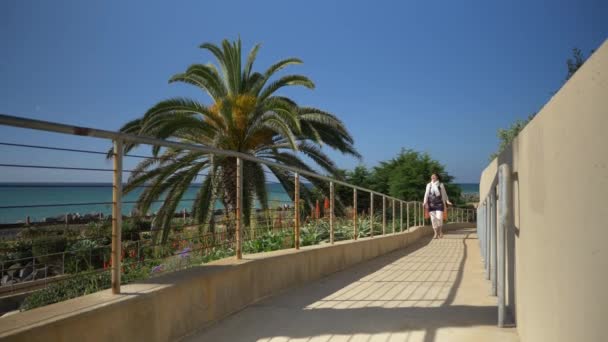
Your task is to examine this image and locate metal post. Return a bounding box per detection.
[294,173,300,249]
[482,204,490,264]
[420,202,424,226]
[382,196,386,235]
[490,190,497,293]
[329,182,335,244]
[353,189,358,240]
[413,202,417,227]
[370,193,374,237]
[236,157,243,259]
[406,202,410,230]
[498,164,511,327]
[485,200,490,279]
[400,201,403,232]
[477,206,485,265]
[111,139,123,294]
[392,199,396,233]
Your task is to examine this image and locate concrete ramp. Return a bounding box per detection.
[184,228,518,341]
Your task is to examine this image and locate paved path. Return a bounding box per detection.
[184,228,519,342]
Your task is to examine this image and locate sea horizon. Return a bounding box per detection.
[0,182,480,224]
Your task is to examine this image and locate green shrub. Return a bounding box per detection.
[31,236,67,265]
[20,271,111,311]
[300,220,330,246]
[243,229,293,253]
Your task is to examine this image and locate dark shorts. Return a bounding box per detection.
[429,203,444,212]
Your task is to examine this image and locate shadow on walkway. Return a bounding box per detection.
[185,228,518,342]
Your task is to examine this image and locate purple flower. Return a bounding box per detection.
[178,247,192,259]
[151,264,164,274]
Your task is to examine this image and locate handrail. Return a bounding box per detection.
[1,113,476,297]
[0,113,403,202]
[477,162,513,327]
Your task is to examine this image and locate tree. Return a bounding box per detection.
[371,149,462,204]
[489,113,535,161]
[335,165,372,212]
[565,48,587,81]
[115,39,359,242]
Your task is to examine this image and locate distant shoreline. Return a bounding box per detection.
[0,182,479,224]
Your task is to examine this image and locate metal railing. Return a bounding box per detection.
[0,113,475,303]
[477,163,514,327]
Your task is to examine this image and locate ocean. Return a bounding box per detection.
[0,183,479,224]
[457,183,480,194]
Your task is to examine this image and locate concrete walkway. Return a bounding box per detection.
[183,228,519,342]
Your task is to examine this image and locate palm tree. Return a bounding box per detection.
[116,38,360,243]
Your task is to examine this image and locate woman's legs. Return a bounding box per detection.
[436,211,444,238]
[430,211,441,238]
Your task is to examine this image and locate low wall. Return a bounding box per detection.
[0,223,470,342]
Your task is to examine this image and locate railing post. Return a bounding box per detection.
[236,157,243,259]
[111,139,123,294]
[482,200,490,264]
[370,193,374,237]
[477,207,481,248]
[490,190,497,293]
[406,202,410,230]
[485,199,490,279]
[353,188,358,240]
[420,202,424,226]
[481,207,484,248]
[400,201,403,232]
[330,181,334,244]
[413,201,417,227]
[382,196,386,235]
[294,172,300,249]
[392,199,396,233]
[498,164,511,327]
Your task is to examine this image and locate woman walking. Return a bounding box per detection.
[423,173,452,239]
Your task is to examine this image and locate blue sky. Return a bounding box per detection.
[0,0,606,183]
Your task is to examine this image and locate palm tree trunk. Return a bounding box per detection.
[220,158,238,240]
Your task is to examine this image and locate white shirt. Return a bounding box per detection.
[423,181,449,206]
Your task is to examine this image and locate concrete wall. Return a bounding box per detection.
[0,223,470,342]
[480,40,608,342]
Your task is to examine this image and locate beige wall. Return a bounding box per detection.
[0,224,470,342]
[480,40,608,342]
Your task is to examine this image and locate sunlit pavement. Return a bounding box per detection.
[184,228,519,342]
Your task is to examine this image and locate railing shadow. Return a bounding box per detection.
[184,227,504,342]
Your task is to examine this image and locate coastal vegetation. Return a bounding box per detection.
[15,210,414,311]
